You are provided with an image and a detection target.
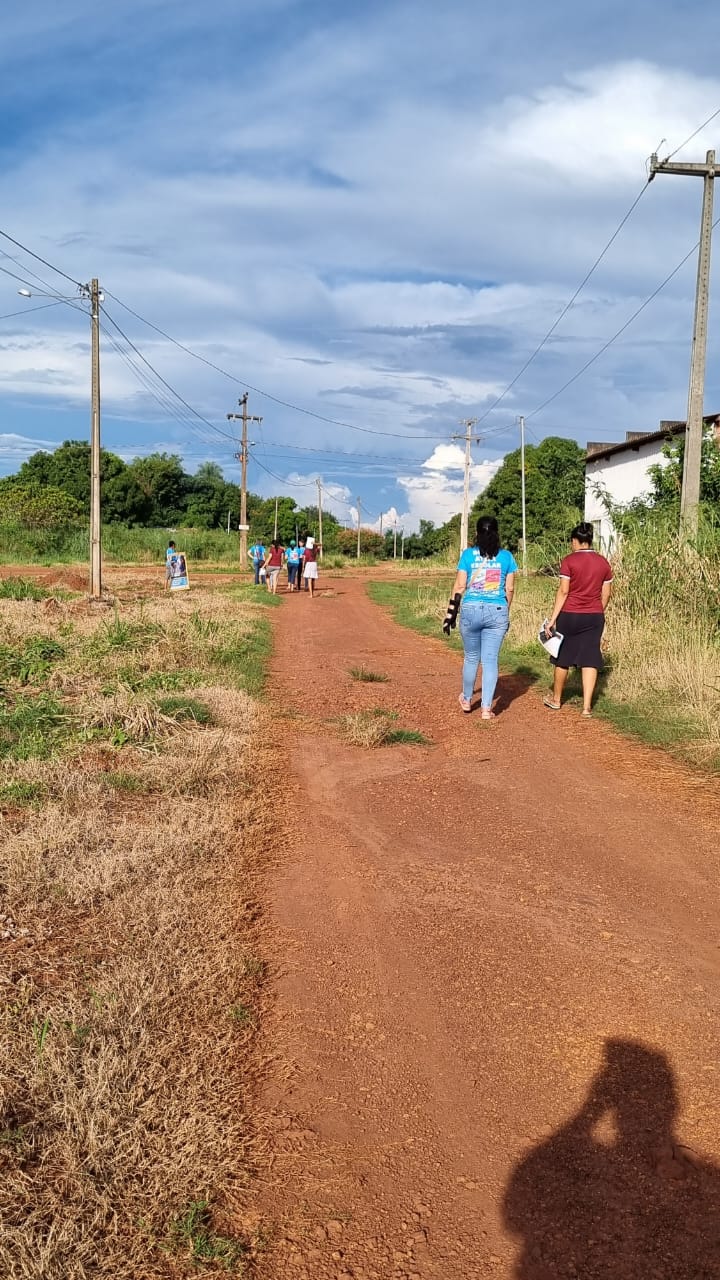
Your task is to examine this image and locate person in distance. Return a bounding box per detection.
[442,515,517,718]
[543,521,613,717]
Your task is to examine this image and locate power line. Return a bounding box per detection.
[101,307,239,445]
[103,289,462,442]
[664,105,720,162]
[101,324,232,452]
[476,179,651,424]
[526,215,720,421]
[0,300,66,323]
[0,227,83,290]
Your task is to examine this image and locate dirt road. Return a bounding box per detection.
[254,578,720,1280]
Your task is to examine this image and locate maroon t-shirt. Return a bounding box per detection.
[304,544,317,564]
[559,550,613,613]
[267,546,284,568]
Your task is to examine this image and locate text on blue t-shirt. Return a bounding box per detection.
[457,547,518,604]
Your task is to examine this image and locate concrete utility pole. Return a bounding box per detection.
[401,529,405,560]
[228,394,262,565]
[356,497,362,559]
[519,415,528,578]
[89,278,102,599]
[650,148,720,533]
[452,418,480,553]
[316,478,324,558]
[393,518,398,560]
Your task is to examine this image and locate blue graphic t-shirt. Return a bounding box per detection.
[250,543,265,564]
[458,547,517,604]
[286,546,300,565]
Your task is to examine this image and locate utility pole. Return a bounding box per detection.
[273,496,279,539]
[356,497,362,559]
[452,418,479,553]
[519,415,528,577]
[228,394,262,566]
[650,148,720,533]
[401,529,405,560]
[393,518,398,560]
[89,278,102,599]
[316,478,324,558]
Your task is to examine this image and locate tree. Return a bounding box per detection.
[185,462,238,529]
[18,440,128,516]
[471,436,585,549]
[0,481,85,529]
[647,425,720,509]
[335,527,385,556]
[125,454,188,525]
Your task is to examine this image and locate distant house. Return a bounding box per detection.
[584,415,720,549]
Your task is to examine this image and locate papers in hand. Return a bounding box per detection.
[538,618,564,659]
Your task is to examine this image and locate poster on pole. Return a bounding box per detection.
[168,552,190,591]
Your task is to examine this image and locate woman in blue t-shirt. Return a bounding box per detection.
[442,515,517,718]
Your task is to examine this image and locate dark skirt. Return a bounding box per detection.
[552,611,605,670]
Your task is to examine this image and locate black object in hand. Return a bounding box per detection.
[442,593,461,635]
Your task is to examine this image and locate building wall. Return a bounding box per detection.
[584,440,669,550]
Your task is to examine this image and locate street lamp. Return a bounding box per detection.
[18,280,104,598]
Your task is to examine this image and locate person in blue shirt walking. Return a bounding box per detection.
[286,540,300,591]
[248,540,266,586]
[442,515,517,718]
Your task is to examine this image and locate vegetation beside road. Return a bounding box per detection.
[369,512,720,771]
[0,580,276,1277]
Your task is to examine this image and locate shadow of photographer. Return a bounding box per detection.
[503,1038,720,1278]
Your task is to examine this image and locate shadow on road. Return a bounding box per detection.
[502,1038,720,1278]
[496,669,539,713]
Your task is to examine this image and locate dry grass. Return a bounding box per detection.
[0,588,272,1278]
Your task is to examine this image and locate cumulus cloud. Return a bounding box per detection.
[0,3,718,521]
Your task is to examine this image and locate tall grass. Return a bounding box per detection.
[0,523,245,566]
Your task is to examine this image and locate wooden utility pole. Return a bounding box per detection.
[452,418,479,553]
[356,497,362,559]
[228,394,262,566]
[650,148,720,533]
[89,278,102,599]
[316,478,324,558]
[519,414,528,577]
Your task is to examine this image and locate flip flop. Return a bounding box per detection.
[458,694,472,713]
[481,709,496,720]
[581,709,593,718]
[543,696,561,711]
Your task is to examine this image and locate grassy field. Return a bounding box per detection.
[0,578,277,1277]
[369,557,720,772]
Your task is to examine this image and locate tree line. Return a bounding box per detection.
[0,435,593,554]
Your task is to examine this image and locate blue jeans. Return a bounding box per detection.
[253,560,262,585]
[288,563,298,588]
[458,601,509,707]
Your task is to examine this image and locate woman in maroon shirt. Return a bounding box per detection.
[543,522,613,718]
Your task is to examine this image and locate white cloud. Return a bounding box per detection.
[0,431,59,459]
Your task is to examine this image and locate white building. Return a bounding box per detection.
[584,415,720,549]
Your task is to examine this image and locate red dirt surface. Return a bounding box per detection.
[252,578,720,1279]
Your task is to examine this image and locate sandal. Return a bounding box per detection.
[481,709,496,720]
[458,694,472,713]
[543,696,561,711]
[581,709,593,718]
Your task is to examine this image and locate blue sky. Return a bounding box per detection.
[1,0,720,530]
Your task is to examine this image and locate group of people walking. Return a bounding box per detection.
[248,536,321,597]
[443,516,612,719]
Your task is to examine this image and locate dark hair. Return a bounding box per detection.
[474,515,500,557]
[571,521,594,546]
[271,539,280,550]
[168,540,175,549]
